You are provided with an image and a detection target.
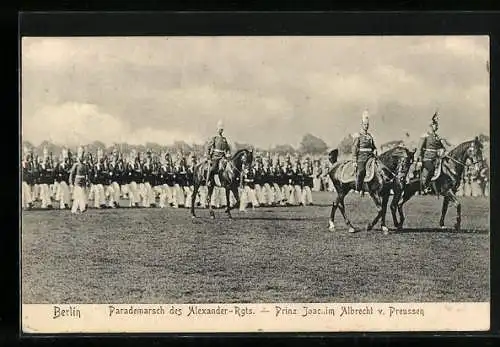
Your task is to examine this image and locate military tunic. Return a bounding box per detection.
[418,130,446,190]
[207,135,231,159]
[352,131,377,190]
[206,134,231,182]
[69,161,88,187]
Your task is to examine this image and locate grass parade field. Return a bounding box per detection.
[22,192,489,304]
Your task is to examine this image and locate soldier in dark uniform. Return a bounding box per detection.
[206,120,231,186]
[416,112,447,194]
[353,110,378,193]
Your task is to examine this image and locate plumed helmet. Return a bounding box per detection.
[42,146,49,158]
[362,109,370,124]
[77,146,85,158]
[217,120,224,130]
[431,111,439,125]
[62,148,68,159]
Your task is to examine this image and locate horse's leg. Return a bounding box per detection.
[206,183,215,219]
[329,190,339,231]
[447,191,461,231]
[225,187,232,218]
[396,181,418,230]
[439,195,450,229]
[191,182,198,218]
[379,190,390,233]
[231,184,240,211]
[367,191,384,233]
[336,184,356,233]
[390,190,402,230]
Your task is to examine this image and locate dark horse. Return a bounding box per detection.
[190,148,254,219]
[327,146,416,234]
[395,137,484,231]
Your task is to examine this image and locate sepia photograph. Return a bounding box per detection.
[20,35,490,333]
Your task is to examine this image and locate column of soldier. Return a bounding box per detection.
[21,145,334,213]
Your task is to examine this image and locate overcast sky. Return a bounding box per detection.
[21,36,489,149]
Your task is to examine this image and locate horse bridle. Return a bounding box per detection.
[443,154,481,167]
[376,156,411,181]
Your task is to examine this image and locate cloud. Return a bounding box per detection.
[21,36,489,149]
[22,102,202,147]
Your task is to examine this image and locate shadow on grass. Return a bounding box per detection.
[191,216,319,222]
[396,227,489,235]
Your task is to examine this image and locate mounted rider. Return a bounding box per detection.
[416,112,447,194]
[353,110,378,193]
[206,120,231,185]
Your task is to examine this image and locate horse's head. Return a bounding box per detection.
[233,148,253,169]
[468,137,484,172]
[379,146,416,188]
[328,149,339,165]
[448,137,484,173]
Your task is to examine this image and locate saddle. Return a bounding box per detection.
[431,159,443,181]
[208,158,228,187]
[336,157,377,184]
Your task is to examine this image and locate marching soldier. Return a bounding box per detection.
[289,159,303,206]
[416,112,448,194]
[54,148,71,209]
[239,151,259,211]
[301,157,314,205]
[283,154,294,205]
[108,150,122,208]
[141,150,155,207]
[479,159,489,197]
[271,157,286,205]
[69,146,89,214]
[353,110,378,193]
[21,147,34,209]
[39,147,54,209]
[312,160,322,192]
[261,156,275,206]
[253,157,266,206]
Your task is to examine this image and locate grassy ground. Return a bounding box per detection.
[21,192,489,304]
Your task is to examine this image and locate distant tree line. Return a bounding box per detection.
[22,132,489,158]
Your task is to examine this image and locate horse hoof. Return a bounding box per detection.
[348,227,356,233]
[454,224,460,231]
[440,225,446,230]
[381,226,389,234]
[191,215,196,219]
[365,224,372,232]
[328,221,335,231]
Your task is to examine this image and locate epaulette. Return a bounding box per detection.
[352,132,360,138]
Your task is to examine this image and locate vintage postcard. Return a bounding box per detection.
[20,35,490,333]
